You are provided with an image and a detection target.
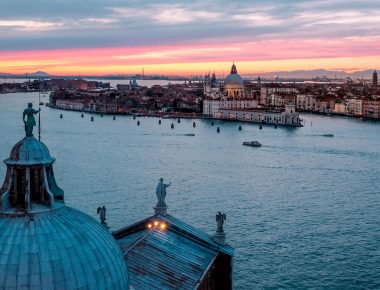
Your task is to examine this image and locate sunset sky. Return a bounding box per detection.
[0,0,379,76]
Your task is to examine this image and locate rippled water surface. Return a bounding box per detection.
[1,93,379,289]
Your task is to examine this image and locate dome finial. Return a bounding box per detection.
[230,62,237,74]
[23,103,40,137]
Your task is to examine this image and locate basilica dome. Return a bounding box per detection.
[0,123,129,289]
[224,74,244,88]
[224,62,244,89]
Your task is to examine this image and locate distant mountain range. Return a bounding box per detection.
[0,71,51,78]
[0,69,377,80]
[246,69,376,79]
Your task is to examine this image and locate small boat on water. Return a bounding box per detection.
[322,133,334,137]
[242,141,262,147]
[39,102,44,106]
[184,133,195,136]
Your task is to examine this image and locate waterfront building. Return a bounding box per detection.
[362,98,380,119]
[0,106,234,289]
[203,98,259,117]
[218,104,301,126]
[55,99,85,110]
[334,101,347,114]
[260,85,298,106]
[296,94,316,111]
[347,98,363,116]
[296,94,335,113]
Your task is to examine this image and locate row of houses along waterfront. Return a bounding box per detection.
[202,63,302,126]
[44,65,379,121]
[204,66,380,121]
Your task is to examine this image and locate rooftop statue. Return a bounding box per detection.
[156,178,170,208]
[97,206,107,225]
[214,212,227,245]
[23,103,40,137]
[216,212,226,232]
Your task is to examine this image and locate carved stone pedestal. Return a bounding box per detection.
[154,206,167,215]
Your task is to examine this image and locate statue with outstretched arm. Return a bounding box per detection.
[156,178,171,208]
[23,103,40,137]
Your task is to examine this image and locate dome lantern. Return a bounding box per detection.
[0,104,129,289]
[230,62,237,74]
[1,105,63,214]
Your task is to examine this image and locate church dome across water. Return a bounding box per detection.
[224,63,244,88]
[0,106,129,289]
[223,63,246,98]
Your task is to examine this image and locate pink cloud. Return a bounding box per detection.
[1,36,379,73]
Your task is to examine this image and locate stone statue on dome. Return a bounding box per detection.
[23,103,40,137]
[97,206,107,225]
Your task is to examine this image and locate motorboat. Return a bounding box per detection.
[322,133,334,137]
[242,141,262,147]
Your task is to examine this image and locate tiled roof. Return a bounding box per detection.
[114,214,233,290]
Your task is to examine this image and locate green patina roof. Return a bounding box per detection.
[4,136,55,166]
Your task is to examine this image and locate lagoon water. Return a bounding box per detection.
[1,92,379,289]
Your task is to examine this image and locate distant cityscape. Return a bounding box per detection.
[1,64,379,121]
